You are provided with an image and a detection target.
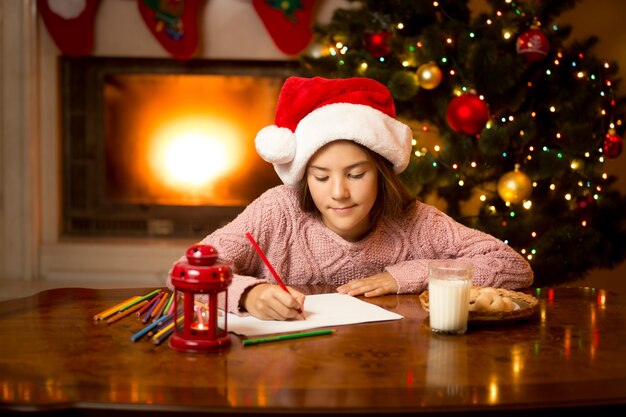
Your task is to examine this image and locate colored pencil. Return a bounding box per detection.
[136,291,162,317]
[106,300,148,324]
[242,329,334,346]
[163,292,175,314]
[152,317,183,345]
[130,313,173,342]
[151,291,169,320]
[153,327,175,346]
[93,296,140,321]
[142,292,164,323]
[149,315,175,337]
[118,289,161,312]
[165,296,176,316]
[245,232,304,317]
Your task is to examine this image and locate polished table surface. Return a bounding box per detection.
[1,286,625,416]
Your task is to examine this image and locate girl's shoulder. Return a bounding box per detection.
[254,185,299,209]
[246,185,304,222]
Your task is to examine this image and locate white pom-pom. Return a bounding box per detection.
[254,125,296,164]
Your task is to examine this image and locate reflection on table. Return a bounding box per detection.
[0,286,625,415]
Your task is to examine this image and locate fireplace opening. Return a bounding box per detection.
[62,57,299,238]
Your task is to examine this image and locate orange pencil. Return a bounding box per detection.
[93,296,140,321]
[151,292,169,320]
[106,300,148,324]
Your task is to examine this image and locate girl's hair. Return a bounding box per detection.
[298,142,416,224]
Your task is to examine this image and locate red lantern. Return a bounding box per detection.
[446,94,490,136]
[516,28,550,62]
[169,244,232,353]
[363,31,392,58]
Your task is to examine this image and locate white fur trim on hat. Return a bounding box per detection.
[255,125,297,164]
[274,102,413,187]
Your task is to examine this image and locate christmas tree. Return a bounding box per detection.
[300,0,626,286]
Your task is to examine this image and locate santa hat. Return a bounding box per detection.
[255,76,414,187]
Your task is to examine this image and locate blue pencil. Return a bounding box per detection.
[148,315,174,337]
[131,313,173,342]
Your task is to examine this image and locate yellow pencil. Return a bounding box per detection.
[93,296,140,321]
[152,316,184,341]
[106,301,148,324]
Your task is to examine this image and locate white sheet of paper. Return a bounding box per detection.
[225,293,403,336]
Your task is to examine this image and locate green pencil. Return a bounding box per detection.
[118,289,161,312]
[242,329,334,346]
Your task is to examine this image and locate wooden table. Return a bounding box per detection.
[1,286,625,416]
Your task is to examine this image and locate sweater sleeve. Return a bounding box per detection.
[166,186,294,315]
[386,203,534,293]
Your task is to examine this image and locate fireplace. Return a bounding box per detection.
[61,57,299,238]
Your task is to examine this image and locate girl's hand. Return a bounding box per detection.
[242,283,305,320]
[336,272,398,297]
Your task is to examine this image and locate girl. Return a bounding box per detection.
[170,76,533,320]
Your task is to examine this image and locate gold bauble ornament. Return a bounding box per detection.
[497,164,532,204]
[416,62,443,90]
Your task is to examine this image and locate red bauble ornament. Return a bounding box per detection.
[603,132,624,159]
[516,28,550,62]
[363,31,392,58]
[575,195,596,219]
[446,94,490,136]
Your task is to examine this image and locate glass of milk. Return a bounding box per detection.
[428,259,473,335]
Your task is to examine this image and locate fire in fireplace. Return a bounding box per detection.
[62,57,298,238]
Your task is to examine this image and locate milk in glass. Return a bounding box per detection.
[428,260,473,335]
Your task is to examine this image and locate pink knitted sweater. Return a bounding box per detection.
[170,186,533,314]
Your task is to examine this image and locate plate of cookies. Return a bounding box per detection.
[419,286,539,323]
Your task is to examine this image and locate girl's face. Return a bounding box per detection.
[306,140,378,242]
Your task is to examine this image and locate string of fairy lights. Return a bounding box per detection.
[307,0,625,263]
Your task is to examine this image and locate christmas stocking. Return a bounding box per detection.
[37,0,100,56]
[138,0,202,61]
[252,0,316,55]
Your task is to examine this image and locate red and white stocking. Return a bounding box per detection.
[138,0,202,61]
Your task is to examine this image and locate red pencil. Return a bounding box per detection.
[245,232,305,318]
[136,291,162,317]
